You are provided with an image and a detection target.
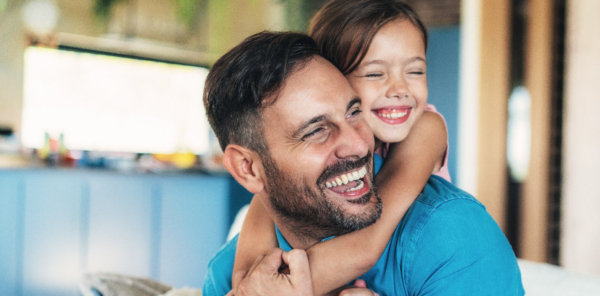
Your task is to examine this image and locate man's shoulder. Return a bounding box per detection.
[405,176,506,255]
[391,176,524,295]
[416,175,483,209]
[202,235,237,296]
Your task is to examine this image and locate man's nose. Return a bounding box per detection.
[334,121,371,160]
[385,74,408,99]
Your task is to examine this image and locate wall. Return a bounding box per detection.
[519,0,554,263]
[0,169,252,296]
[561,0,600,275]
[471,0,511,229]
[427,26,460,181]
[0,6,25,135]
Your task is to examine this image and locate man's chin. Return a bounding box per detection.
[328,189,382,234]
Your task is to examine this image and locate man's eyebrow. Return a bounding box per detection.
[292,115,328,139]
[291,98,361,139]
[347,97,361,111]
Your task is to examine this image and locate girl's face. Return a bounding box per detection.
[346,19,428,147]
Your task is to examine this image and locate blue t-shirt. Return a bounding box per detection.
[203,154,524,295]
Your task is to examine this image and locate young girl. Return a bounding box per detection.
[233,1,450,295]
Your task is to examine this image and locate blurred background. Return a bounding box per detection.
[0,0,599,295]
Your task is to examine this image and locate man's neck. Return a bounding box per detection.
[275,222,321,250]
[259,194,326,249]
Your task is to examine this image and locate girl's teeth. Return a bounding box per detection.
[378,111,407,119]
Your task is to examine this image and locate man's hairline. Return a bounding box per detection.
[225,53,321,155]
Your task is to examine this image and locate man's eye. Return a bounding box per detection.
[302,127,325,140]
[349,109,363,117]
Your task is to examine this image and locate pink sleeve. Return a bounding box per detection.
[424,104,451,182]
[375,104,452,183]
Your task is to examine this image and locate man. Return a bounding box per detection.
[202,31,524,295]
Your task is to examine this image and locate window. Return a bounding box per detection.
[22,46,211,155]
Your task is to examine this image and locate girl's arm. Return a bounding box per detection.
[232,111,447,295]
[308,111,448,296]
[232,196,278,289]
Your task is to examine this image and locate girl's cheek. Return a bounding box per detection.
[357,84,379,103]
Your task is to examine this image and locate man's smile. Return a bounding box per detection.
[325,166,367,188]
[324,166,370,197]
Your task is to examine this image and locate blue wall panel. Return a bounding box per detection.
[158,176,230,287]
[22,172,83,296]
[0,173,22,296]
[87,175,155,278]
[427,26,461,183]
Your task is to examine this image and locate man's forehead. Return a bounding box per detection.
[264,57,357,126]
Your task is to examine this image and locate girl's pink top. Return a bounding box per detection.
[374,104,451,182]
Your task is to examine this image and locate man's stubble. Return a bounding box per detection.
[261,151,382,245]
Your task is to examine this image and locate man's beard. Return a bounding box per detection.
[261,151,382,244]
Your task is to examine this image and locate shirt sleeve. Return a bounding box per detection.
[406,198,524,295]
[202,273,220,296]
[424,104,451,182]
[374,153,384,175]
[202,236,238,296]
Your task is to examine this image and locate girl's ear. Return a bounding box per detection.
[222,144,265,194]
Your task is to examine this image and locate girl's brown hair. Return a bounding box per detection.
[309,0,428,75]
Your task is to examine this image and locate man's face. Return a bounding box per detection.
[260,56,381,241]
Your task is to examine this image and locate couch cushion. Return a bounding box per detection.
[519,259,600,296]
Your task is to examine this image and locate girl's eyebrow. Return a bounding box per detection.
[407,57,427,65]
[359,56,427,68]
[359,59,386,67]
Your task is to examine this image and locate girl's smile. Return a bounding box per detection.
[372,105,412,124]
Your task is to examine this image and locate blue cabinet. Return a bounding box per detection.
[0,169,251,296]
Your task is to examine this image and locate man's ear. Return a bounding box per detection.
[222,144,265,194]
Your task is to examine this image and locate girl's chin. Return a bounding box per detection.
[369,120,411,145]
[373,131,409,145]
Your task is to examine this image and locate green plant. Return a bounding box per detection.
[175,0,200,28]
[0,0,7,16]
[93,0,123,22]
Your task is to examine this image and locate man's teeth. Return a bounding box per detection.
[326,167,368,189]
[378,110,407,119]
[346,180,364,192]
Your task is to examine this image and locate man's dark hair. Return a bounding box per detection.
[204,31,320,155]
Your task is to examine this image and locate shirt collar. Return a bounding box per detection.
[275,225,336,251]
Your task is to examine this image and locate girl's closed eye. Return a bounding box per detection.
[365,73,383,78]
[408,71,424,75]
